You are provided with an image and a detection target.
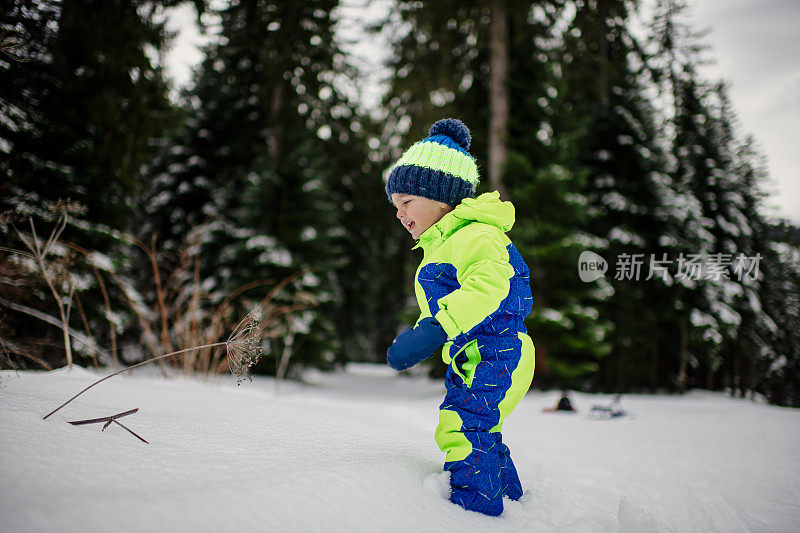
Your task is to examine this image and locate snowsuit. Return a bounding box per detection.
[412,191,535,516]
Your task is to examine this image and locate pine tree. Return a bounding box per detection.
[1,1,62,209]
[648,0,796,399]
[757,220,800,406]
[503,2,612,389]
[561,0,679,392]
[730,138,780,399]
[667,73,744,391]
[1,0,180,368]
[141,0,361,372]
[1,0,176,230]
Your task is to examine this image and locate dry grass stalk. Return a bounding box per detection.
[0,331,53,371]
[0,32,26,62]
[10,209,77,368]
[71,291,98,369]
[61,225,282,378]
[42,306,263,420]
[63,242,120,367]
[130,228,316,380]
[3,209,315,384]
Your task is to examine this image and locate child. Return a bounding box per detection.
[385,118,535,516]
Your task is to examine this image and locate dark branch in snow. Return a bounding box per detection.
[68,408,149,445]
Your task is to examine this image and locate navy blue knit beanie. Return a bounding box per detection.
[385,118,479,207]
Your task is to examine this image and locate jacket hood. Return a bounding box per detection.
[417,191,515,246]
[451,191,515,232]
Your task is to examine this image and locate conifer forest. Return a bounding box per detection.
[2,0,799,406]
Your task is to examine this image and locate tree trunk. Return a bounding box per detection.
[651,338,659,393]
[707,362,715,391]
[268,80,285,171]
[488,0,510,200]
[597,0,610,108]
[678,315,688,393]
[53,0,77,79]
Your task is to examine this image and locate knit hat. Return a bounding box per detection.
[385,118,479,207]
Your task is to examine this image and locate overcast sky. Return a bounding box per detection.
[163,0,800,224]
[688,0,800,223]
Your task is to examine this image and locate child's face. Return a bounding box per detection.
[391,193,452,240]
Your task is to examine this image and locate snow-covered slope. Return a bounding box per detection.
[1,364,798,532]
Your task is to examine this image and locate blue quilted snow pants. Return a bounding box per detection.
[435,331,535,516]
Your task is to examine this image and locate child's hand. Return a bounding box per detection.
[387,317,448,371]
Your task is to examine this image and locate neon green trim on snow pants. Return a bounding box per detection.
[434,332,535,462]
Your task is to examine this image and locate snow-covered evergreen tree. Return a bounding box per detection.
[561,0,679,391]
[756,221,800,406]
[647,0,797,401]
[1,0,176,230]
[1,0,179,368]
[141,0,359,371]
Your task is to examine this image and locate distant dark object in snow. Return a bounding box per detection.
[543,391,577,413]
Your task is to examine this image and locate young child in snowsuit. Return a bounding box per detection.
[385,118,535,517]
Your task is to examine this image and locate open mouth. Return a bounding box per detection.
[405,220,414,232]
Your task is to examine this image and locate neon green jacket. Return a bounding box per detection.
[412,191,533,361]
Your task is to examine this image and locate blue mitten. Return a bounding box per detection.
[387,317,448,371]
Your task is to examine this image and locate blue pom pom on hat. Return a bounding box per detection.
[428,118,472,151]
[385,118,480,207]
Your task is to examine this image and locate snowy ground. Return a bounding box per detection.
[1,364,799,533]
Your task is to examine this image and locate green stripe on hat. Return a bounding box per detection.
[394,141,479,185]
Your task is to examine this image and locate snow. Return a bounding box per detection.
[2,364,799,533]
[245,235,278,250]
[86,251,114,272]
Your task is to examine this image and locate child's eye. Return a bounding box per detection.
[403,200,411,205]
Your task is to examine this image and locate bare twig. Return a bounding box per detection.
[68,408,139,425]
[111,419,149,444]
[69,408,148,444]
